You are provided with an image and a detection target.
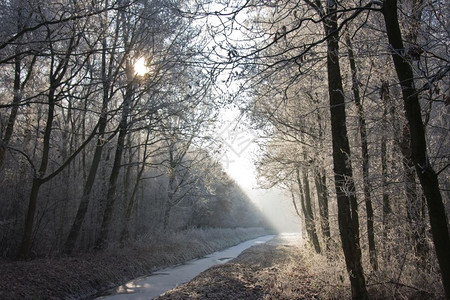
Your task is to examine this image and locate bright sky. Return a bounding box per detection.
[216,108,301,233]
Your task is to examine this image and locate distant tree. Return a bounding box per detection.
[159,107,214,229]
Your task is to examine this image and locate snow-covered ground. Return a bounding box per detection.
[96,235,275,300]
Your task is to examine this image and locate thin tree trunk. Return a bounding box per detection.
[163,137,179,231]
[0,52,21,167]
[346,31,378,271]
[63,37,114,254]
[291,188,307,240]
[120,131,149,243]
[95,80,133,249]
[17,86,56,259]
[291,189,302,219]
[380,81,391,237]
[382,1,450,296]
[120,165,145,243]
[303,169,321,254]
[0,2,31,168]
[163,202,172,230]
[315,169,331,250]
[63,112,109,253]
[57,111,71,249]
[296,167,321,254]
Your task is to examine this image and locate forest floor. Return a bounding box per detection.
[156,233,321,300]
[0,227,267,300]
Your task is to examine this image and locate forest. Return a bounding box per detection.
[0,0,449,299]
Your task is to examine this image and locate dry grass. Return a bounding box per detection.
[297,240,445,299]
[0,227,267,300]
[299,243,351,299]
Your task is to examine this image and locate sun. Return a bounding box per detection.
[134,57,149,76]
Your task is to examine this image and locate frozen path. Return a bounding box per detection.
[96,235,275,300]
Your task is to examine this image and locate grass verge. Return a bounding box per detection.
[0,227,268,300]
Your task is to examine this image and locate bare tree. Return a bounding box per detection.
[17,10,94,258]
[382,0,450,295]
[345,29,377,270]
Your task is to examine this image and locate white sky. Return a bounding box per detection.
[216,108,301,233]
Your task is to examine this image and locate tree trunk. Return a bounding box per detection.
[0,2,28,168]
[120,130,150,243]
[296,167,321,254]
[164,161,176,230]
[324,4,368,297]
[380,81,391,237]
[303,168,321,254]
[120,165,144,243]
[63,37,114,253]
[17,86,56,259]
[0,51,22,168]
[95,80,133,249]
[291,188,308,239]
[291,188,302,219]
[382,1,450,296]
[163,202,172,230]
[63,114,108,253]
[315,169,331,250]
[346,31,378,271]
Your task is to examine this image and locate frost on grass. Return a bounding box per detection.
[298,237,444,299]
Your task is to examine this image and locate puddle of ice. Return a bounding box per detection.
[95,235,275,300]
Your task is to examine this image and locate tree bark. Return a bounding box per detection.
[380,81,391,236]
[345,31,378,271]
[324,3,368,297]
[382,0,450,296]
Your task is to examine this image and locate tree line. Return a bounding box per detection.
[0,0,265,260]
[203,0,449,298]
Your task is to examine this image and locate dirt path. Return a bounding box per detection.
[156,234,319,299]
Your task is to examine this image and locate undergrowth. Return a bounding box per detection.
[298,239,444,299]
